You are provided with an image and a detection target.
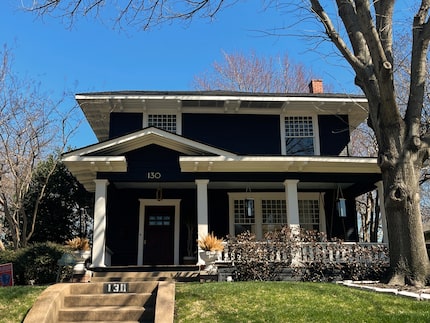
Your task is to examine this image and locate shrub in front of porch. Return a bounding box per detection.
[0,242,68,285]
[225,227,389,282]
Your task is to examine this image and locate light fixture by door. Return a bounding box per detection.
[336,185,347,218]
[245,186,254,217]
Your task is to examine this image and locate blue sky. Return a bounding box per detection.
[1,1,371,148]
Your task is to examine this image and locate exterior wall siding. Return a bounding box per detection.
[318,115,350,156]
[182,113,281,155]
[109,112,143,138]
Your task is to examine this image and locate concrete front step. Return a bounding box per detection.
[64,292,154,307]
[69,281,159,294]
[59,321,142,323]
[58,306,153,322]
[91,271,199,282]
[25,280,176,323]
[58,282,157,322]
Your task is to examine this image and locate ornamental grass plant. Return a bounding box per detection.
[198,232,224,252]
[65,237,90,251]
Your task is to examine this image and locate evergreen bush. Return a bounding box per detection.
[0,242,67,285]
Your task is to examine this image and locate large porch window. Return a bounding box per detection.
[262,199,287,235]
[228,192,324,240]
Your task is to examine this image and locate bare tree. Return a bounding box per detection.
[193,50,316,93]
[24,0,228,30]
[27,0,430,286]
[0,46,78,249]
[307,1,430,287]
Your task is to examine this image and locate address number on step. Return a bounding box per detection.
[103,282,129,293]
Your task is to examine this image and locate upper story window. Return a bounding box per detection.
[284,116,315,155]
[148,114,177,133]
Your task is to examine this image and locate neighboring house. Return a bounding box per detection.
[63,80,384,268]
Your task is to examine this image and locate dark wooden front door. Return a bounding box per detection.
[143,206,174,265]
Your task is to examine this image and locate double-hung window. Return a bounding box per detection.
[284,116,315,155]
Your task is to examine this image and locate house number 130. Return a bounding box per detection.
[147,172,161,179]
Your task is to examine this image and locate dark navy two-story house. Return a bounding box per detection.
[62,80,385,267]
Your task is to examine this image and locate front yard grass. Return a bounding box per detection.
[2,281,430,322]
[175,281,430,322]
[0,285,46,323]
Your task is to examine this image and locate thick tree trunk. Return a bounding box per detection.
[382,157,430,286]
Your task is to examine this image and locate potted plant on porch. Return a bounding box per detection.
[65,237,91,274]
[198,232,224,270]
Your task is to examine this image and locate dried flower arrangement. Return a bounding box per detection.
[66,237,90,251]
[198,232,224,252]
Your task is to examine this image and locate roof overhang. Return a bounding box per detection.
[179,156,380,174]
[62,156,127,191]
[75,91,369,141]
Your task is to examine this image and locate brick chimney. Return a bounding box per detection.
[309,79,323,94]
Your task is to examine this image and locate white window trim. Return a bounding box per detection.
[228,192,326,239]
[143,111,182,135]
[280,114,320,156]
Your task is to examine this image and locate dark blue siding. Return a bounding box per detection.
[318,115,350,155]
[109,112,143,138]
[182,113,281,155]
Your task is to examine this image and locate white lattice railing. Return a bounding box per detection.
[218,241,389,267]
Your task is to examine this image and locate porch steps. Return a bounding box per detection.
[59,282,157,323]
[91,265,200,282]
[25,281,176,323]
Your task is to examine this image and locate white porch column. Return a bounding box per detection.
[196,179,209,238]
[376,181,389,244]
[196,179,209,265]
[284,180,300,228]
[284,179,301,265]
[91,179,109,268]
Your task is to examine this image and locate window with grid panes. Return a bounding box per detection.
[230,193,322,238]
[233,199,255,235]
[285,116,314,155]
[262,199,287,235]
[148,114,177,133]
[298,199,320,231]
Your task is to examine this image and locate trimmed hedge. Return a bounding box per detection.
[0,242,68,285]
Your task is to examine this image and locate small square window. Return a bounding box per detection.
[148,114,177,133]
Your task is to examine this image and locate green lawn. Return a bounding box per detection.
[0,285,46,323]
[175,282,430,323]
[2,282,430,323]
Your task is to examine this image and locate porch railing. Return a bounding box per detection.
[219,241,389,267]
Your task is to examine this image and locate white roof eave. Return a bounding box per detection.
[62,156,127,192]
[179,156,380,174]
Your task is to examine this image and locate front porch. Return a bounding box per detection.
[214,239,389,281]
[90,240,389,282]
